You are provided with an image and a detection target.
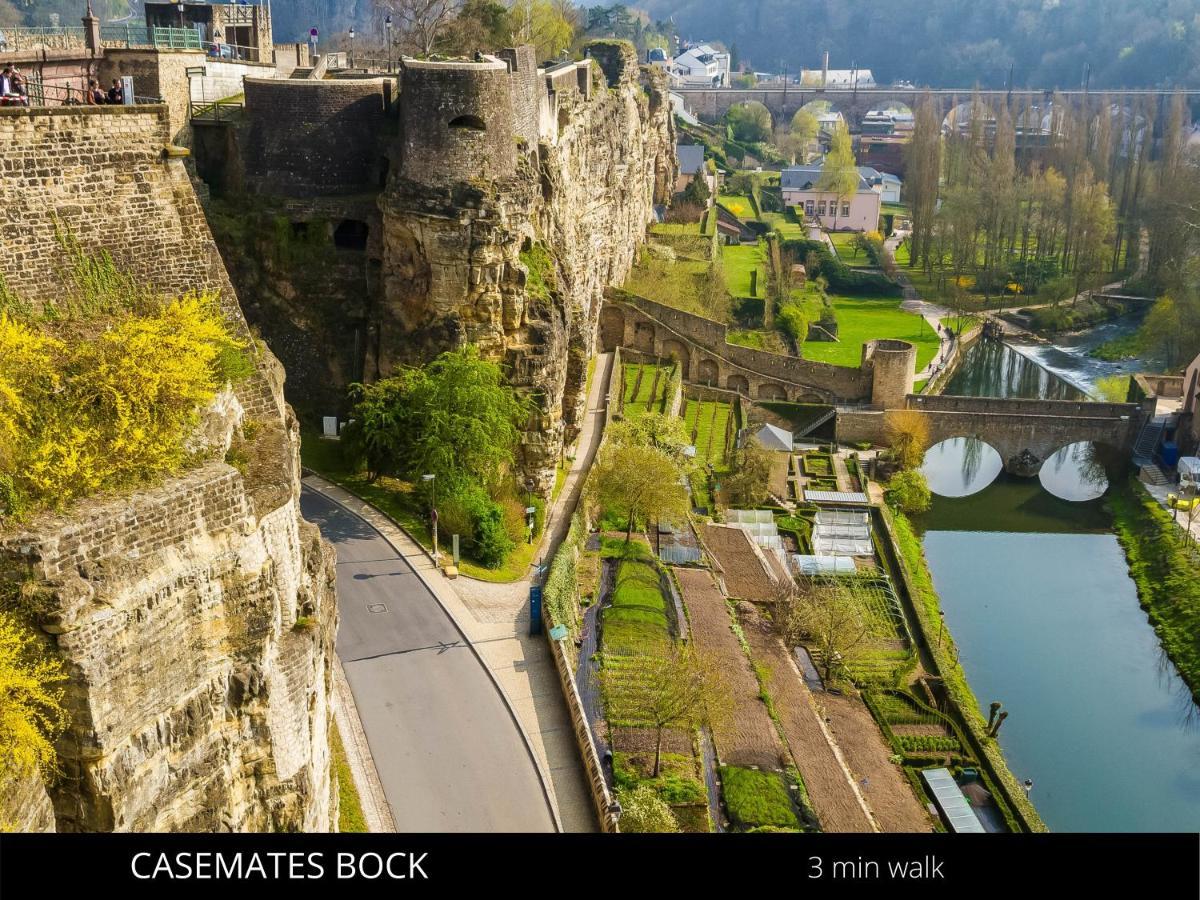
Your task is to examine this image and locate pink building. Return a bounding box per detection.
[780,163,883,232]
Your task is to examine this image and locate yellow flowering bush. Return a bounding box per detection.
[0,293,249,517]
[0,610,66,781]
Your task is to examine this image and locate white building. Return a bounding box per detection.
[781,163,884,232]
[671,43,730,87]
[799,67,876,88]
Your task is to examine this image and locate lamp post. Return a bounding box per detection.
[1022,778,1034,797]
[937,608,945,647]
[348,26,355,68]
[422,474,438,563]
[384,14,393,73]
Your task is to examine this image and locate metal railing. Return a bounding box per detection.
[25,78,162,107]
[149,25,200,50]
[0,26,87,52]
[189,95,244,122]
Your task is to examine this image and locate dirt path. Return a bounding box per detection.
[820,692,933,832]
[737,605,876,833]
[674,568,784,770]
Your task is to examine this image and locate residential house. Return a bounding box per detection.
[858,166,902,203]
[780,162,883,232]
[675,143,715,200]
[671,43,730,87]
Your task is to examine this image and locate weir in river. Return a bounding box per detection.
[917,333,1200,832]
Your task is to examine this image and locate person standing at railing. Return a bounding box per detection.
[107,79,124,105]
[85,79,106,105]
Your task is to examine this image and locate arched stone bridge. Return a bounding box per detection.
[673,86,1200,130]
[906,394,1140,475]
[600,292,915,408]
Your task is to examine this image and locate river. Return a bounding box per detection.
[918,327,1200,832]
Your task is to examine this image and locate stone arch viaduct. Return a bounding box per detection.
[905,394,1140,475]
[672,86,1200,130]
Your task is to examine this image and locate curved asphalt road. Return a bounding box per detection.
[300,487,557,833]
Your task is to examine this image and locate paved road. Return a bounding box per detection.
[300,488,557,833]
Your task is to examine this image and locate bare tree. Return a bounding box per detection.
[377,0,463,56]
[778,579,871,683]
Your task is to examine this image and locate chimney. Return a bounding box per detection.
[822,50,829,87]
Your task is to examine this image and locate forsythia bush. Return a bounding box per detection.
[0,293,249,517]
[0,610,67,779]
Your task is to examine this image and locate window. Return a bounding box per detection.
[333,219,369,251]
[817,200,826,216]
[448,114,486,131]
[842,203,851,217]
[805,200,814,215]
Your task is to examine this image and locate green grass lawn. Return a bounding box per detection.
[718,193,756,220]
[600,539,671,656]
[827,231,875,269]
[330,722,367,832]
[759,212,805,240]
[801,294,939,370]
[722,241,766,298]
[718,765,800,831]
[650,221,703,236]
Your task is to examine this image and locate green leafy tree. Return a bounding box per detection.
[818,122,858,230]
[616,784,679,833]
[886,469,932,513]
[723,441,774,507]
[591,443,688,542]
[343,346,531,494]
[778,579,871,683]
[726,101,772,143]
[608,412,692,466]
[600,645,728,776]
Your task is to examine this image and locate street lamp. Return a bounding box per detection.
[348,27,355,69]
[525,506,537,544]
[1022,778,1034,797]
[937,608,945,647]
[384,14,393,73]
[422,474,438,563]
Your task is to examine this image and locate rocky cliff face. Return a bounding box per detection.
[376,44,675,491]
[0,105,336,832]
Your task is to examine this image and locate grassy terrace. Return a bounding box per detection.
[800,294,939,370]
[717,193,756,220]
[600,537,671,657]
[827,231,876,269]
[621,361,675,419]
[722,242,766,298]
[683,397,734,471]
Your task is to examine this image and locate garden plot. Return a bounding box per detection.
[701,523,780,602]
[674,568,785,771]
[620,361,675,420]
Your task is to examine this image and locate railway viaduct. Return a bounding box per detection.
[672,86,1200,129]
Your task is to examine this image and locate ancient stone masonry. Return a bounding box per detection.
[378,42,676,491]
[197,43,673,488]
[0,106,337,832]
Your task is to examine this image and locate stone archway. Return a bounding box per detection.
[599,306,624,352]
[661,338,689,379]
[726,373,749,395]
[634,322,655,353]
[757,382,787,400]
[697,358,719,385]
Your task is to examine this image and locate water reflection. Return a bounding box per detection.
[1038,441,1109,502]
[921,436,1002,497]
[944,339,1087,399]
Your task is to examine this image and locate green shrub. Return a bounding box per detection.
[887,469,932,514]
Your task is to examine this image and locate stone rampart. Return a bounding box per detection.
[0,104,336,832]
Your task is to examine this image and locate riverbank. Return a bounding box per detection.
[876,506,1047,832]
[1108,477,1200,704]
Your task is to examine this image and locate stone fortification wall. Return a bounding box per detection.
[377,42,676,491]
[0,105,336,833]
[242,77,392,197]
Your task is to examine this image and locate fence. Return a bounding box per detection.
[189,96,245,122]
[0,26,86,52]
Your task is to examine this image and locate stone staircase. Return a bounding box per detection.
[1132,417,1166,468]
[795,406,837,438]
[1140,464,1170,486]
